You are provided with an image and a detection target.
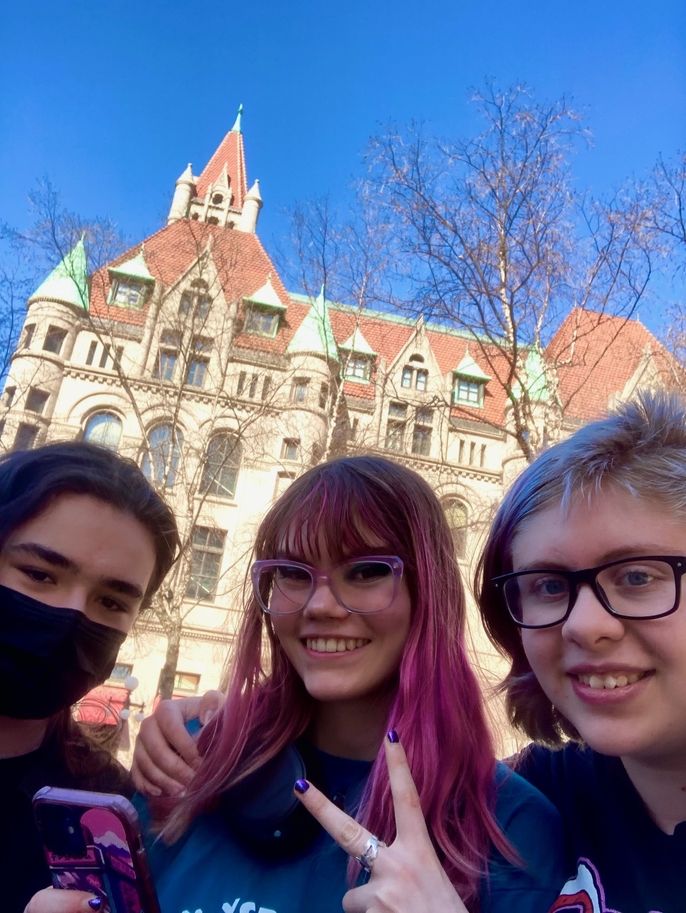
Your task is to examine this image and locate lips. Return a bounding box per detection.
[304,637,370,653]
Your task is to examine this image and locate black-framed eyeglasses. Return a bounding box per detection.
[492,555,686,629]
[251,556,404,616]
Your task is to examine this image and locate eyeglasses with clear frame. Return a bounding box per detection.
[492,555,686,629]
[251,556,405,616]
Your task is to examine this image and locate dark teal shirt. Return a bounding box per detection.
[142,750,564,913]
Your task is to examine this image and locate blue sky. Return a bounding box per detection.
[1,0,684,330]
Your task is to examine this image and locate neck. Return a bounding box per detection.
[622,755,686,834]
[312,692,392,761]
[0,715,49,759]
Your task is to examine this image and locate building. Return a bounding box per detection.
[0,109,675,752]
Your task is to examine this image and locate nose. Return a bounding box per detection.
[561,581,626,646]
[302,576,349,619]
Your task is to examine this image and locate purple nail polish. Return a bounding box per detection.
[387,729,399,743]
[294,778,310,793]
[88,899,103,911]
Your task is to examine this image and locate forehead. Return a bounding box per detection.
[4,493,156,583]
[277,518,387,562]
[512,488,686,568]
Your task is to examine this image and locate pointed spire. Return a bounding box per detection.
[29,237,89,310]
[245,178,262,203]
[287,286,339,362]
[512,347,550,403]
[196,106,248,208]
[177,163,194,184]
[231,103,243,133]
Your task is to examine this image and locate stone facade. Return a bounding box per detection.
[0,112,674,755]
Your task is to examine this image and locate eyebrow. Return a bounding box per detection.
[515,545,679,572]
[6,542,145,600]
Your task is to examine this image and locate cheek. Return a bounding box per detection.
[521,629,557,679]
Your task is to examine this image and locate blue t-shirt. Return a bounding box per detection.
[142,748,564,913]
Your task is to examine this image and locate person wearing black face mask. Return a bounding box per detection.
[0,442,179,913]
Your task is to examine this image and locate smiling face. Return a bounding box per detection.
[270,541,412,717]
[514,486,686,767]
[0,493,157,634]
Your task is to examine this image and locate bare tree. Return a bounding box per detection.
[366,83,656,460]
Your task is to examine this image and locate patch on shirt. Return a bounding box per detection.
[548,859,663,913]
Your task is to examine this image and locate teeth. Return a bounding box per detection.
[577,671,643,690]
[306,638,368,653]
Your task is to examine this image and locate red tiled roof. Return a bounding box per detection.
[548,308,675,421]
[90,221,290,326]
[195,128,247,210]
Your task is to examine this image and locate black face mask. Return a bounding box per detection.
[0,584,126,719]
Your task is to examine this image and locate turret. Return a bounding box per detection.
[238,179,263,233]
[167,164,195,223]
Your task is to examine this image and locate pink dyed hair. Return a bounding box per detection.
[160,455,510,904]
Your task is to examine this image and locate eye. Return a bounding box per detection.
[99,595,130,614]
[17,566,55,585]
[344,561,392,584]
[275,565,311,584]
[530,574,569,601]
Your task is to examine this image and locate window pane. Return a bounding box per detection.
[186,526,226,601]
[444,500,468,558]
[245,306,278,336]
[14,423,38,450]
[141,424,184,487]
[412,425,432,456]
[415,369,428,392]
[200,434,241,497]
[156,350,177,381]
[186,358,208,387]
[401,367,413,388]
[43,326,67,355]
[83,412,123,450]
[25,388,49,414]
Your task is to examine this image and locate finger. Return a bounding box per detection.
[198,689,224,725]
[384,731,430,841]
[131,742,189,796]
[294,780,374,858]
[24,887,98,912]
[153,699,204,767]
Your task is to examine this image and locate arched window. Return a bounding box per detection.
[200,433,241,498]
[83,411,122,451]
[443,499,469,559]
[141,424,184,488]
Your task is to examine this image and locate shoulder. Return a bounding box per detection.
[492,760,561,832]
[484,764,567,913]
[510,742,600,804]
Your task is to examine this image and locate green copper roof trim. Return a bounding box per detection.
[454,352,491,381]
[245,277,287,311]
[232,103,244,133]
[339,327,376,356]
[513,347,551,403]
[109,248,154,282]
[29,236,89,310]
[287,287,339,362]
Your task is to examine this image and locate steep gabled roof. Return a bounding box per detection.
[89,220,290,327]
[548,307,676,421]
[195,106,248,210]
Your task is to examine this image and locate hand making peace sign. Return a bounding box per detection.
[293,732,468,913]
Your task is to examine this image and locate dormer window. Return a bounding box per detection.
[108,248,154,309]
[243,278,287,338]
[245,305,280,337]
[453,377,485,406]
[452,352,490,408]
[344,354,372,381]
[111,278,147,308]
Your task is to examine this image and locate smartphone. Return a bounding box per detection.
[33,786,161,913]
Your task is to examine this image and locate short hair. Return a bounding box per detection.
[475,390,686,744]
[0,441,179,604]
[164,455,511,903]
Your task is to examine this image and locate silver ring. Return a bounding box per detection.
[354,834,386,872]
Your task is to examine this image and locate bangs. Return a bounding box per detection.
[260,464,409,564]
